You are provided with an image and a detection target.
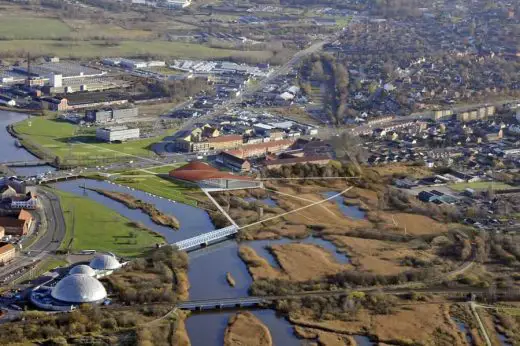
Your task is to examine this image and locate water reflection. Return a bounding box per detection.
[185,310,299,346]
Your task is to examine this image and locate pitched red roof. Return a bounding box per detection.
[169,161,252,182]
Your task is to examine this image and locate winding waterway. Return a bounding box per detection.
[0,110,352,345]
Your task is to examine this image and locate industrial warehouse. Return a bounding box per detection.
[95,126,140,142]
[30,254,122,311]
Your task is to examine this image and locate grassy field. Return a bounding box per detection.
[14,117,169,163]
[0,17,71,39]
[0,40,273,60]
[449,181,516,191]
[54,189,164,257]
[112,174,199,206]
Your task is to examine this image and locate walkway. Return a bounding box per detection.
[240,186,353,230]
[202,188,237,227]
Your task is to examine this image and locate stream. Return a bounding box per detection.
[0,110,355,346]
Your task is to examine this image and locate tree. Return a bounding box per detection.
[53,156,61,168]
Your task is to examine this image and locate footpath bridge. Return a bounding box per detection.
[177,287,498,311]
[173,225,239,252]
[1,160,51,167]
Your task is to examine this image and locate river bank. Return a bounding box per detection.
[87,187,181,229]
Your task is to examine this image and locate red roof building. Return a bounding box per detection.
[169,161,262,190]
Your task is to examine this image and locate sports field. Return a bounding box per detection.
[449,181,516,191]
[55,189,164,257]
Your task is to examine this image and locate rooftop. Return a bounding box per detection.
[169,161,253,182]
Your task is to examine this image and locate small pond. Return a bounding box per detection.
[452,318,474,345]
[322,191,366,219]
[244,236,350,269]
[244,196,278,207]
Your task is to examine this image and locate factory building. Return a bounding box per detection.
[102,58,166,69]
[96,126,140,142]
[85,107,139,123]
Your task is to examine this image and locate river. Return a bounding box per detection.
[0,110,56,176]
[51,179,355,345]
[0,111,350,345]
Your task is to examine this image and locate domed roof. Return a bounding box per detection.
[89,254,121,270]
[51,274,107,303]
[69,265,96,277]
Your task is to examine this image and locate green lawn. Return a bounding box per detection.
[112,174,199,206]
[14,117,169,164]
[54,189,164,257]
[449,181,516,191]
[0,40,274,60]
[0,17,71,39]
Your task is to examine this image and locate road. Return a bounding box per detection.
[176,39,333,134]
[0,189,66,285]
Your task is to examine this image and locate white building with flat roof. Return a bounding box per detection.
[96,126,140,142]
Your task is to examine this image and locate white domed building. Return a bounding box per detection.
[89,254,122,278]
[69,264,96,277]
[51,274,107,304]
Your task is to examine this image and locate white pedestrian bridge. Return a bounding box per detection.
[173,225,239,252]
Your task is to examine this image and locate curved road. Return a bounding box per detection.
[0,188,66,284]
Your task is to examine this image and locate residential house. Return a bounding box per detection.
[216,152,251,172]
[0,209,33,236]
[11,192,38,210]
[0,185,17,201]
[0,242,15,265]
[263,155,331,169]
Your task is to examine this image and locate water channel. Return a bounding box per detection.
[0,110,56,176]
[0,110,355,345]
[322,191,366,219]
[50,179,355,344]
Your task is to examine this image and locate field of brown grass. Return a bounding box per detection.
[224,312,272,346]
[239,243,352,282]
[291,303,470,345]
